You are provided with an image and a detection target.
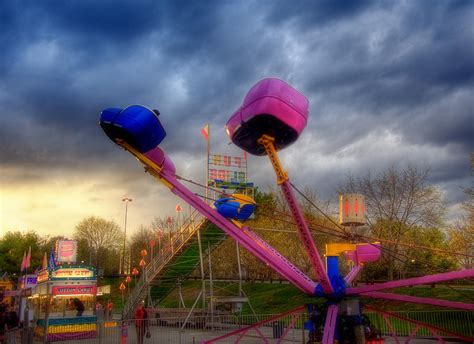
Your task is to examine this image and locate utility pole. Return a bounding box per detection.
[122,197,132,275]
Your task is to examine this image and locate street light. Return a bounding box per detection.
[121,197,132,275]
[119,283,126,311]
[132,267,139,284]
[125,276,131,299]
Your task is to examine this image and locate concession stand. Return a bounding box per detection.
[30,240,98,342]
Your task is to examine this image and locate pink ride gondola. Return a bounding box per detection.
[226,78,309,155]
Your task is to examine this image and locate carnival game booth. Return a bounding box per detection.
[31,265,98,342]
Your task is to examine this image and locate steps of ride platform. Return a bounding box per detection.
[149,222,226,303]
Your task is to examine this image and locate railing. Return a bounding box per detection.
[123,210,208,319]
[366,309,474,339]
[27,310,474,343]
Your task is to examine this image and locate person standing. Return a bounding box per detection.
[4,306,19,344]
[107,300,113,320]
[73,298,85,317]
[95,301,104,320]
[134,302,149,344]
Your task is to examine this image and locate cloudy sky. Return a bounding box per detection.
[1,0,473,238]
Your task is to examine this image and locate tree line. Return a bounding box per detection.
[1,163,472,282]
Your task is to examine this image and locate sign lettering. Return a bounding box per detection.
[52,285,97,295]
[51,268,94,279]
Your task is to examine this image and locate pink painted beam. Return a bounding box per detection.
[202,306,305,344]
[276,313,301,344]
[347,269,474,295]
[383,314,400,344]
[361,291,474,311]
[281,181,333,294]
[169,177,317,294]
[344,264,363,285]
[322,304,338,344]
[137,147,317,294]
[406,325,421,343]
[242,226,321,292]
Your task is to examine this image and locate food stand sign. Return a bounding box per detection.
[52,285,97,295]
[56,240,78,263]
[37,270,49,282]
[51,267,95,279]
[19,275,37,289]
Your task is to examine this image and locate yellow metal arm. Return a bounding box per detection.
[257,135,288,184]
[117,140,173,189]
[325,243,357,257]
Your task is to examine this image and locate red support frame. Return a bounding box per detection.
[366,306,474,343]
[202,306,305,344]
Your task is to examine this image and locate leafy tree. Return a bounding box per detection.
[448,154,474,269]
[74,216,123,274]
[129,225,154,270]
[0,231,44,275]
[340,165,446,279]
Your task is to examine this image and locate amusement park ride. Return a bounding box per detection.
[100,78,474,343]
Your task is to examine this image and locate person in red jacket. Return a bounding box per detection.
[134,301,149,344]
[106,300,113,320]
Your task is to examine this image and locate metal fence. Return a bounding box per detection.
[8,310,474,343]
[366,310,474,338]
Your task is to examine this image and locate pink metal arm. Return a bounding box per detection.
[168,176,316,294]
[202,306,305,344]
[322,304,338,344]
[258,135,333,294]
[347,269,474,295]
[344,264,363,285]
[137,147,317,295]
[280,181,333,294]
[362,291,474,311]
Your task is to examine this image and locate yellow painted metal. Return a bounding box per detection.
[231,219,243,228]
[325,243,357,257]
[117,140,174,190]
[257,135,289,185]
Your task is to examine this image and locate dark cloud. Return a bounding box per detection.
[1,0,473,226]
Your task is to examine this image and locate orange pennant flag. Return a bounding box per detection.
[200,124,209,141]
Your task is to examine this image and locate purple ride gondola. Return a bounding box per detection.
[225,78,309,156]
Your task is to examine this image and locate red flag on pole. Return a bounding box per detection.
[42,252,48,270]
[26,246,31,269]
[20,251,26,272]
[200,124,209,141]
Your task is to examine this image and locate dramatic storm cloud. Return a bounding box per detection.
[1,0,473,236]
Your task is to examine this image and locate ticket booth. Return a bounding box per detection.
[30,240,98,342]
[31,265,98,341]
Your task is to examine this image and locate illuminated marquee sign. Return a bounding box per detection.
[55,240,78,263]
[208,154,248,184]
[37,270,49,282]
[52,285,97,295]
[51,268,94,279]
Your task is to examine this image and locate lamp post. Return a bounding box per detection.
[156,229,163,252]
[150,239,155,261]
[121,197,132,275]
[139,257,146,284]
[176,204,182,229]
[119,282,126,311]
[132,267,139,284]
[125,276,132,299]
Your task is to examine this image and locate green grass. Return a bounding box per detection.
[159,281,474,314]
